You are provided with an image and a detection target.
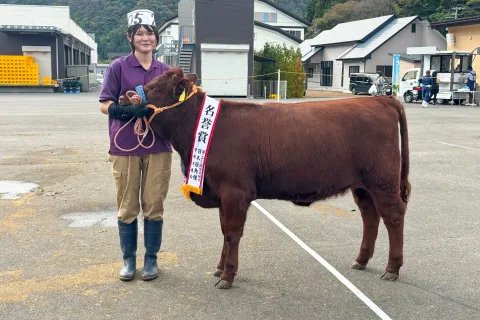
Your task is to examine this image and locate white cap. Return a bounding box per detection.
[127,9,156,27]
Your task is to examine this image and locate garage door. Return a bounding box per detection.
[22,46,52,81]
[201,44,249,96]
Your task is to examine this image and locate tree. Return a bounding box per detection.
[311,0,356,33]
[353,0,396,20]
[304,0,317,21]
[255,43,306,98]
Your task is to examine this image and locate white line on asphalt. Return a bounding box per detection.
[251,200,392,320]
[436,141,480,151]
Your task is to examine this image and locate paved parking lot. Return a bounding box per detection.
[0,90,479,319]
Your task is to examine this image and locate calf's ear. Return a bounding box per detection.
[185,74,198,85]
[174,79,190,98]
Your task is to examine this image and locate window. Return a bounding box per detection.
[349,66,360,75]
[73,49,79,65]
[308,68,313,78]
[402,70,418,81]
[431,56,441,72]
[286,30,301,38]
[460,56,471,72]
[411,23,416,33]
[64,45,70,65]
[320,61,333,86]
[430,55,472,73]
[254,12,277,23]
[376,65,392,77]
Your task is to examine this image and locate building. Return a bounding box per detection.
[157,0,309,57]
[302,15,446,92]
[174,0,254,97]
[430,15,480,87]
[253,0,310,45]
[0,4,97,91]
[156,0,310,97]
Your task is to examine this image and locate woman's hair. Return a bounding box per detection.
[127,24,159,51]
[432,71,437,77]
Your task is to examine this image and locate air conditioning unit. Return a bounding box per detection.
[446,33,455,46]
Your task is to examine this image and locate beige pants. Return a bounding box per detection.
[109,152,172,224]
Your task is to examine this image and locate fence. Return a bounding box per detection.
[159,54,178,68]
[254,80,287,99]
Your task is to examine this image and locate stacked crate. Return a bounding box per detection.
[0,55,39,85]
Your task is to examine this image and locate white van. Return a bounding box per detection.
[399,68,422,103]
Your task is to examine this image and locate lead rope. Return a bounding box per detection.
[113,85,198,152]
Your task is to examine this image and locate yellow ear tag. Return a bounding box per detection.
[179,89,186,102]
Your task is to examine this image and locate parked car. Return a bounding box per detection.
[349,72,392,96]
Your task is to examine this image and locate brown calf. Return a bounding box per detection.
[140,68,410,289]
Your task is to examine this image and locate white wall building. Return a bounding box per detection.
[301,15,446,92]
[156,0,310,65]
[0,4,98,88]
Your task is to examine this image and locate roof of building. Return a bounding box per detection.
[430,15,480,28]
[388,53,422,62]
[302,47,322,62]
[309,15,394,47]
[258,0,312,27]
[338,16,418,60]
[299,39,314,56]
[0,4,97,49]
[254,21,303,43]
[157,15,178,34]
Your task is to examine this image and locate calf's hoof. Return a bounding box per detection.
[212,269,223,277]
[381,272,398,281]
[215,279,232,289]
[351,261,366,270]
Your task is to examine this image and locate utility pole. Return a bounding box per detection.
[450,7,464,19]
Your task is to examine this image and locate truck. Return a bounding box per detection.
[400,48,476,104]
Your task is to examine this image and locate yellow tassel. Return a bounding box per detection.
[179,89,186,102]
[180,185,191,201]
[179,184,203,200]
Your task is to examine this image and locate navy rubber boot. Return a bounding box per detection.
[118,219,138,281]
[142,218,163,281]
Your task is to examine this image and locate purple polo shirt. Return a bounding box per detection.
[99,52,172,156]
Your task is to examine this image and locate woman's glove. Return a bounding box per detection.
[108,102,149,120]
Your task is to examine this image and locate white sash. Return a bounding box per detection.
[181,95,221,200]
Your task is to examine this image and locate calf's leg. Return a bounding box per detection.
[213,208,227,277]
[351,188,380,270]
[215,189,249,289]
[371,192,406,281]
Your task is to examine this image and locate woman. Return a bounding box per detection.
[431,71,439,105]
[99,9,172,281]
